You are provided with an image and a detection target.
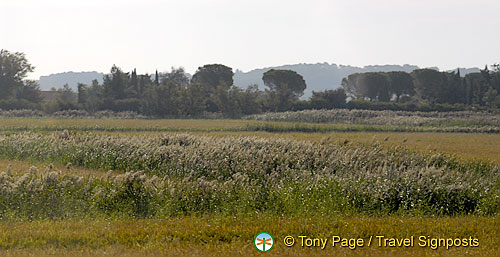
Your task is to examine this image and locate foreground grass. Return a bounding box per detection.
[0,216,498,257]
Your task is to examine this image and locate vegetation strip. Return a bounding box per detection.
[0,217,498,248]
[0,132,498,218]
[0,124,499,134]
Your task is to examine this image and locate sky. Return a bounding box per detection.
[1,0,499,79]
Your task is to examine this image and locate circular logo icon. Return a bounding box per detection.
[254,232,274,252]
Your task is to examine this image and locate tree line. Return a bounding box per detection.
[0,50,42,109]
[76,64,341,117]
[1,49,347,117]
[1,49,499,117]
[342,68,500,108]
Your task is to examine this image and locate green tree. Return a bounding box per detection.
[140,86,160,116]
[78,80,104,113]
[161,67,189,88]
[483,88,500,108]
[191,64,234,90]
[386,71,414,102]
[102,65,133,110]
[341,72,389,101]
[103,65,129,101]
[182,82,208,116]
[490,64,500,98]
[153,79,183,117]
[154,70,159,86]
[209,85,239,116]
[57,84,77,103]
[310,88,347,109]
[138,74,153,97]
[236,84,264,115]
[464,72,489,105]
[187,64,236,115]
[411,69,449,104]
[444,70,465,104]
[341,73,363,99]
[17,80,42,103]
[130,68,138,93]
[43,84,78,113]
[262,69,307,111]
[360,72,391,101]
[0,49,35,100]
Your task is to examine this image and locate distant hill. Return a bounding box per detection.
[38,71,104,91]
[37,65,481,98]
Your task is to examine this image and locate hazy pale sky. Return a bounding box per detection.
[1,0,499,79]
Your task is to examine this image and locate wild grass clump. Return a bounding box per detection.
[0,132,498,218]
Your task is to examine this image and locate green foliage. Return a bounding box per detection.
[262,69,307,112]
[483,88,500,108]
[236,84,264,115]
[77,80,103,113]
[464,67,500,107]
[387,71,415,102]
[191,64,234,89]
[0,99,40,110]
[43,84,78,113]
[411,69,452,103]
[0,49,35,100]
[342,72,395,101]
[341,67,500,109]
[360,72,391,101]
[0,50,42,108]
[102,65,130,106]
[78,64,262,118]
[310,88,346,109]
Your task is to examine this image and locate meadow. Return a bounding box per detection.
[0,113,498,256]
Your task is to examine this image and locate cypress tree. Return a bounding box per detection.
[155,70,159,86]
[131,68,138,91]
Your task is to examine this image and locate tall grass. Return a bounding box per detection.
[0,119,498,133]
[244,109,500,127]
[0,109,146,119]
[0,132,498,218]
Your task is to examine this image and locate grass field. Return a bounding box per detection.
[1,117,499,133]
[158,131,500,163]
[0,117,498,256]
[1,117,499,162]
[0,216,498,257]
